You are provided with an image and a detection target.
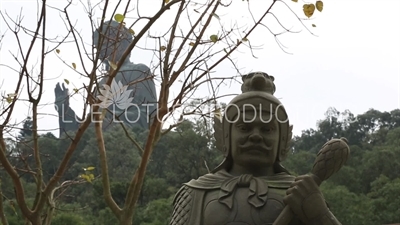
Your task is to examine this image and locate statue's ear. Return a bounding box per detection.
[279,124,293,162]
[270,75,275,81]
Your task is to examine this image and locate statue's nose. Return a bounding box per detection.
[249,130,262,142]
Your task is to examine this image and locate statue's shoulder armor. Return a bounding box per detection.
[134,63,150,72]
[121,63,151,77]
[170,185,194,225]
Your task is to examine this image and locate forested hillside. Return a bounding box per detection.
[2,108,399,225]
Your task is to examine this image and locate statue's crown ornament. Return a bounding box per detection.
[240,72,276,95]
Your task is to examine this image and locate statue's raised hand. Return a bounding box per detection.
[54,82,80,137]
[283,175,340,225]
[284,175,327,220]
[54,82,70,111]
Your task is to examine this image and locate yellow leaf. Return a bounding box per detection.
[242,37,248,42]
[312,24,316,27]
[80,174,92,183]
[6,93,17,103]
[109,61,117,70]
[165,0,170,3]
[210,35,218,43]
[212,13,220,20]
[292,0,298,2]
[64,79,69,85]
[303,4,316,18]
[86,166,95,171]
[189,42,195,46]
[213,108,223,122]
[56,49,60,54]
[316,1,323,12]
[160,46,166,51]
[7,93,17,98]
[72,63,76,70]
[6,96,12,104]
[114,14,125,23]
[89,174,95,180]
[73,88,79,93]
[129,28,135,35]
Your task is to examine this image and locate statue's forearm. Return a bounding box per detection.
[307,210,342,225]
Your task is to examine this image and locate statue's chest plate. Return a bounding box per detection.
[203,187,285,225]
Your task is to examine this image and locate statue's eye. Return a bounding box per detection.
[261,126,275,133]
[237,124,249,132]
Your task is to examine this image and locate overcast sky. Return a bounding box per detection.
[1,0,399,138]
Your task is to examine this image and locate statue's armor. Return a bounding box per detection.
[203,187,288,225]
[170,173,302,225]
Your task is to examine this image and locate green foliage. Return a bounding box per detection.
[51,213,87,225]
[2,200,24,225]
[135,197,173,225]
[74,126,141,183]
[327,165,362,193]
[140,177,173,204]
[18,116,33,139]
[289,108,400,224]
[359,146,400,193]
[149,119,220,188]
[368,175,400,224]
[98,208,119,225]
[282,150,315,175]
[321,183,373,225]
[385,126,400,146]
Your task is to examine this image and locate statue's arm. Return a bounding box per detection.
[54,82,80,136]
[283,175,342,225]
[124,63,158,122]
[54,82,69,109]
[169,185,194,225]
[305,210,341,225]
[131,63,157,102]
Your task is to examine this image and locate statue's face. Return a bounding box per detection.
[230,109,279,171]
[94,23,131,63]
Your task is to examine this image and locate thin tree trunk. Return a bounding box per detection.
[0,179,9,225]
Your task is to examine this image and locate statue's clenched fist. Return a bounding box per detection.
[283,175,330,224]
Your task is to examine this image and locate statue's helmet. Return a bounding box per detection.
[92,20,133,63]
[212,72,293,173]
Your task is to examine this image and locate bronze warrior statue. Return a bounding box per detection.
[54,20,157,137]
[170,72,347,225]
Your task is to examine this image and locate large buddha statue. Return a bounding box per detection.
[169,72,343,225]
[54,20,157,137]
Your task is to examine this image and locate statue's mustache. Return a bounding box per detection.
[239,143,273,152]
